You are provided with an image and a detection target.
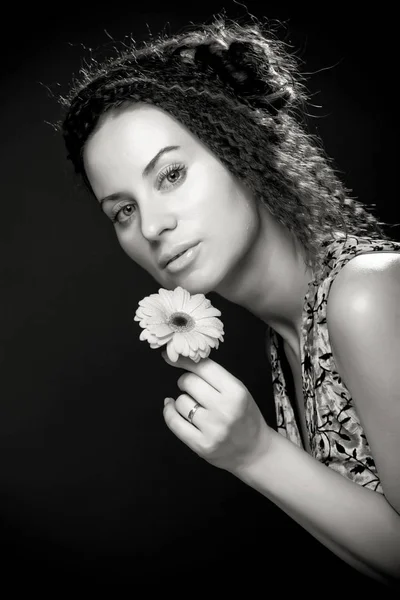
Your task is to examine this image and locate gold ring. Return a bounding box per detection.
[187,402,201,424]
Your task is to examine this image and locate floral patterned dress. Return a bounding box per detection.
[267,234,400,493]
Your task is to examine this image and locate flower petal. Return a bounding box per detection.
[158,288,176,313]
[172,286,186,311]
[136,305,168,321]
[184,293,207,314]
[149,337,171,348]
[197,335,207,351]
[174,332,192,356]
[189,346,199,359]
[152,340,169,347]
[196,332,220,347]
[147,331,174,344]
[199,347,211,358]
[135,313,165,327]
[195,315,224,328]
[189,332,208,351]
[139,329,151,341]
[193,307,222,319]
[198,346,212,358]
[179,333,191,356]
[195,324,224,339]
[137,318,156,329]
[181,291,193,311]
[190,296,212,314]
[166,340,180,362]
[147,323,174,337]
[185,331,203,351]
[139,295,167,313]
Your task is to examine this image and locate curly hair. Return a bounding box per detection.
[58,13,391,271]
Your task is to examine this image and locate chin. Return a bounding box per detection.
[155,271,212,295]
[185,282,214,295]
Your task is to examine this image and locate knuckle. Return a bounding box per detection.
[177,373,189,388]
[232,385,248,405]
[230,398,246,418]
[175,393,186,408]
[200,440,217,457]
[239,384,248,396]
[230,381,245,398]
[214,423,229,443]
[176,393,193,411]
[200,426,227,457]
[229,375,243,390]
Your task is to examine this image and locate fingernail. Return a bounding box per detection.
[164,397,171,406]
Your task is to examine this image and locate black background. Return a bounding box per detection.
[1,1,399,594]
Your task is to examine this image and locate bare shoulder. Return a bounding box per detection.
[326,250,400,513]
[328,250,400,312]
[335,250,400,277]
[326,250,400,356]
[325,248,400,384]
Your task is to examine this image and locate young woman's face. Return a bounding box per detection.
[84,103,261,295]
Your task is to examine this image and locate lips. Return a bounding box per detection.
[164,243,200,273]
[166,249,188,266]
[160,242,198,269]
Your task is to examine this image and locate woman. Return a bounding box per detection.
[59,14,400,585]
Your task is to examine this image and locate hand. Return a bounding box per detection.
[162,352,273,474]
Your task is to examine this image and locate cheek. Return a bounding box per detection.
[212,191,259,243]
[116,230,150,268]
[116,233,167,284]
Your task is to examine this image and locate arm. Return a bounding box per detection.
[237,252,400,585]
[235,427,400,585]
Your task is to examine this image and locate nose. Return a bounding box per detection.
[140,202,177,241]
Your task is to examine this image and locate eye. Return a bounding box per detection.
[157,164,187,189]
[111,203,136,224]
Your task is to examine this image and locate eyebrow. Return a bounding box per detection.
[99,145,181,208]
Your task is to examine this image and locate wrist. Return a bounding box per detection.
[230,424,278,482]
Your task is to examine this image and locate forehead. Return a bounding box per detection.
[84,103,192,165]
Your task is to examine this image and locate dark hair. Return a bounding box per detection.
[59,13,390,270]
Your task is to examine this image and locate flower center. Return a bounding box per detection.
[168,312,195,332]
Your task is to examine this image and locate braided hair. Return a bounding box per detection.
[59,14,390,271]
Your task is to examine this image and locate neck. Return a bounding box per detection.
[215,208,316,362]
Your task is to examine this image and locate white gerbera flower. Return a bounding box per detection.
[134,286,224,363]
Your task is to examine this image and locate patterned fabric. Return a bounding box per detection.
[267,234,400,493]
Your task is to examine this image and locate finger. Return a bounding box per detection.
[177,372,220,408]
[162,352,238,393]
[163,398,203,448]
[174,393,207,430]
